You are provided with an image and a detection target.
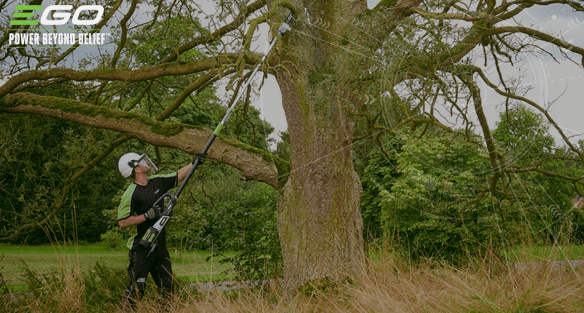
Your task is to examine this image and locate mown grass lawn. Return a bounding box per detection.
[0,242,234,288]
[504,244,584,262]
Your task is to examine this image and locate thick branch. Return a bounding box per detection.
[0,93,286,189]
[457,74,501,193]
[485,26,584,57]
[433,23,584,70]
[412,8,482,22]
[378,0,425,25]
[0,54,247,98]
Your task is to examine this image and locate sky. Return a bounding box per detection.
[477,3,584,145]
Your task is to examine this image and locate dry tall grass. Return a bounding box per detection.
[13,251,584,313]
[161,257,584,313]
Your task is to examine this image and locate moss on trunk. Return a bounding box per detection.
[272,0,367,292]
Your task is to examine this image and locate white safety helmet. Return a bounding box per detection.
[118,152,159,178]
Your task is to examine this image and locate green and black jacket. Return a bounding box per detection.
[118,173,178,250]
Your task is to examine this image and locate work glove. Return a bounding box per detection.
[144,205,162,220]
[193,153,206,165]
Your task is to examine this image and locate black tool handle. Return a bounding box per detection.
[139,193,177,253]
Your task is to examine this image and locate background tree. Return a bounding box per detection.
[492,105,584,243]
[2,0,584,291]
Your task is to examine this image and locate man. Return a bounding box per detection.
[117,152,202,309]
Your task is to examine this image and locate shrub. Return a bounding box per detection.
[185,163,282,280]
[100,230,123,250]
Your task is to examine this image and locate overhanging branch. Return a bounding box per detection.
[0,53,253,98]
[0,93,286,189]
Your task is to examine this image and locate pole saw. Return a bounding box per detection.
[138,13,293,258]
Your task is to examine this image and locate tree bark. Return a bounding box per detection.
[272,0,367,291]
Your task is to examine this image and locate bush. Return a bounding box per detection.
[360,124,584,264]
[101,230,123,250]
[184,163,282,280]
[361,130,500,264]
[205,182,282,280]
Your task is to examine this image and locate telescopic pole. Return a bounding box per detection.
[139,14,293,257]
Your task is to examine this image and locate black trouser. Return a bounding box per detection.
[123,246,173,309]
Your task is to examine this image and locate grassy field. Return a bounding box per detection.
[505,244,584,262]
[0,242,233,287]
[4,242,583,287]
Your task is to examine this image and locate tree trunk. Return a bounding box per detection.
[273,0,367,291]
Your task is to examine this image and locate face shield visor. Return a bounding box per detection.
[132,153,159,174]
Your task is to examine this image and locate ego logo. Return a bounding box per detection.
[10,5,104,26]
